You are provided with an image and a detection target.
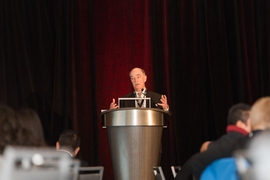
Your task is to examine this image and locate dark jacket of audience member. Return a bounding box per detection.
[177,97,270,180]
[176,103,251,180]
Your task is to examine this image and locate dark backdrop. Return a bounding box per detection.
[1,0,270,179]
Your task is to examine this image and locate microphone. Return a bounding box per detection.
[141,88,146,97]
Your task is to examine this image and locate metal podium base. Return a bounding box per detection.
[107,126,163,180]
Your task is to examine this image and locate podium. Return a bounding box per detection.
[101,108,170,180]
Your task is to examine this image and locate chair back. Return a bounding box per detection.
[153,166,166,180]
[0,146,80,180]
[78,166,104,180]
[171,166,181,178]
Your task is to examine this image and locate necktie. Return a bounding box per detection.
[137,92,144,107]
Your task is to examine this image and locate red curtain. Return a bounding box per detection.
[71,0,168,178]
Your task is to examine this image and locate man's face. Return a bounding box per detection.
[129,68,147,92]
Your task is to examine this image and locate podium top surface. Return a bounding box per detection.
[101,108,170,127]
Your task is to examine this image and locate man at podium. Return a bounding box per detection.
[109,67,169,111]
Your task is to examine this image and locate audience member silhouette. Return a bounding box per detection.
[16,108,47,147]
[56,129,88,167]
[176,103,251,179]
[176,97,270,180]
[0,104,46,158]
[200,103,251,152]
[0,103,22,154]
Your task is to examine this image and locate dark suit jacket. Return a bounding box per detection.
[120,90,163,109]
[175,130,262,180]
[176,133,246,180]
